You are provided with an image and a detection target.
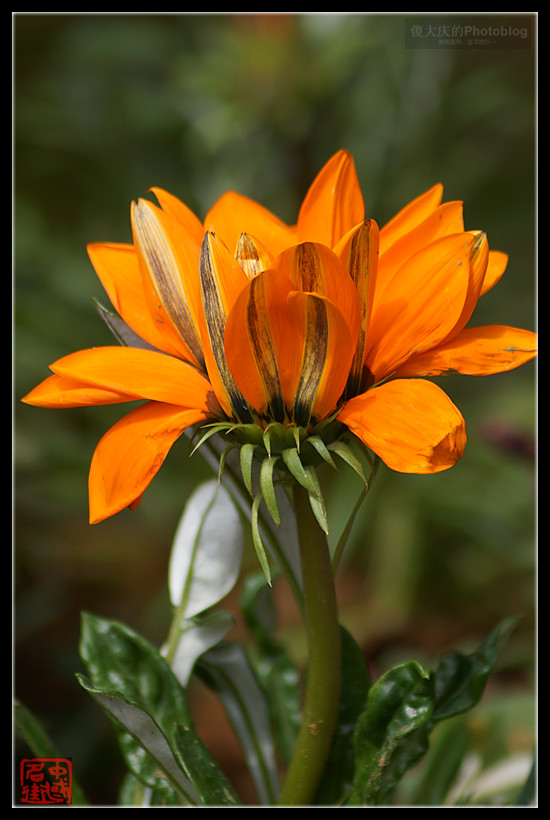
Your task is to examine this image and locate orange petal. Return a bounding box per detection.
[459,232,489,325]
[225,268,356,426]
[297,149,364,248]
[365,233,475,382]
[379,183,444,256]
[338,379,466,474]
[87,241,139,318]
[224,269,291,422]
[45,346,216,409]
[204,190,296,259]
[480,250,508,297]
[376,201,464,297]
[131,198,205,368]
[287,291,356,426]
[150,187,205,246]
[87,242,185,357]
[21,372,137,408]
[274,241,360,341]
[432,231,491,350]
[394,325,537,377]
[89,401,206,523]
[334,219,380,396]
[199,232,254,422]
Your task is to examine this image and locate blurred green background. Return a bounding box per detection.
[14,13,536,806]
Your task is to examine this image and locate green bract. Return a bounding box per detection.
[189,418,371,584]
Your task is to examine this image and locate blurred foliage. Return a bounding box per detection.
[14,13,536,806]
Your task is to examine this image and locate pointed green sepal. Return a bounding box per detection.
[327,439,368,484]
[216,442,238,485]
[282,447,321,497]
[262,428,272,457]
[305,435,339,470]
[226,422,266,448]
[240,443,258,497]
[189,423,233,456]
[291,426,302,453]
[251,492,272,586]
[259,456,281,527]
[304,464,329,534]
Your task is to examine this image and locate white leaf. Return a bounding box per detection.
[81,689,200,805]
[168,611,235,688]
[169,480,243,617]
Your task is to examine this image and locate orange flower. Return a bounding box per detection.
[22,150,537,524]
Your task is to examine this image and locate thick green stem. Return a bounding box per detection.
[277,482,342,806]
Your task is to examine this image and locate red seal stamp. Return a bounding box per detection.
[19,758,72,805]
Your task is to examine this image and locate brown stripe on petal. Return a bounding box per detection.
[199,237,254,423]
[132,201,205,368]
[338,219,379,398]
[246,276,286,422]
[292,295,328,428]
[276,242,360,345]
[292,242,323,292]
[235,233,273,279]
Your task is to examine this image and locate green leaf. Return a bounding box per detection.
[170,722,243,806]
[347,660,434,806]
[78,613,241,806]
[347,618,519,806]
[79,613,192,726]
[431,616,519,722]
[196,643,281,805]
[77,680,200,804]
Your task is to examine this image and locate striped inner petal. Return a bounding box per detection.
[224,270,290,423]
[285,291,356,428]
[199,232,254,423]
[274,241,360,342]
[234,233,273,279]
[292,294,329,427]
[225,270,356,429]
[245,277,286,422]
[131,199,205,369]
[334,218,380,397]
